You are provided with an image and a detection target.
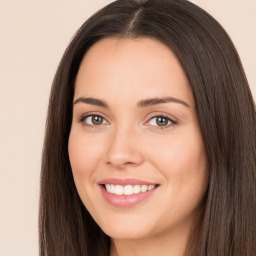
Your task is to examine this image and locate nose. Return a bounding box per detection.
[105,126,144,169]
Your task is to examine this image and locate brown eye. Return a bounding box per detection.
[148,115,176,128]
[156,116,169,126]
[91,115,104,125]
[82,115,108,126]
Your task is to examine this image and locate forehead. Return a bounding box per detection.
[74,37,194,107]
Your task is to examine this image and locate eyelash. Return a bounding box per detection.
[78,112,177,129]
[78,112,109,129]
[145,113,177,129]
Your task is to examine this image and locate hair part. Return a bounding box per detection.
[39,0,256,255]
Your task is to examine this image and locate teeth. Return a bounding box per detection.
[110,184,115,194]
[141,185,148,192]
[123,185,133,195]
[133,185,140,194]
[106,184,111,192]
[148,185,155,191]
[115,185,123,195]
[104,184,156,195]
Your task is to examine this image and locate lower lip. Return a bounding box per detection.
[99,185,158,208]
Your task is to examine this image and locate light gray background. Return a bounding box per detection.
[0,1,255,255]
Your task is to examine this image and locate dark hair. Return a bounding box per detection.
[39,0,256,255]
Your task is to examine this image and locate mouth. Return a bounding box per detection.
[98,178,160,207]
[101,184,158,195]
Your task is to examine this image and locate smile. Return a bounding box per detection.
[98,178,160,207]
[104,184,156,195]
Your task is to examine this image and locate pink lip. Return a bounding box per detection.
[98,178,159,208]
[98,178,157,186]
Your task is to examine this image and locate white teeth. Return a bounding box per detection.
[106,184,111,192]
[148,185,155,191]
[133,185,141,194]
[110,184,115,193]
[141,185,148,192]
[104,184,156,195]
[115,185,123,195]
[123,185,133,195]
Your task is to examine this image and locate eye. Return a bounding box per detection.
[80,114,108,126]
[147,115,177,128]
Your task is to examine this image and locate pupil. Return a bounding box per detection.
[92,116,102,125]
[156,117,168,126]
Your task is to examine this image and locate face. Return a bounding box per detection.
[68,38,208,241]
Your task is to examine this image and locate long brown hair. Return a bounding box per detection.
[39,0,256,255]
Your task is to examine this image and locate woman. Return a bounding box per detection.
[39,0,256,255]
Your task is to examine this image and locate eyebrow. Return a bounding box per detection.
[73,96,190,108]
[73,97,108,107]
[137,97,190,108]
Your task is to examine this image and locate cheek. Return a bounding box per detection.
[151,133,206,171]
[68,131,103,184]
[147,127,208,196]
[149,131,208,222]
[68,130,107,215]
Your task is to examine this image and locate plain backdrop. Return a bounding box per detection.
[0,1,255,255]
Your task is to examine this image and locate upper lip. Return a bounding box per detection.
[98,178,159,186]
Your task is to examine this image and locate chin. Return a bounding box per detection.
[104,228,149,240]
[98,216,154,240]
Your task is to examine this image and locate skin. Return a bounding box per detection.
[68,37,209,256]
